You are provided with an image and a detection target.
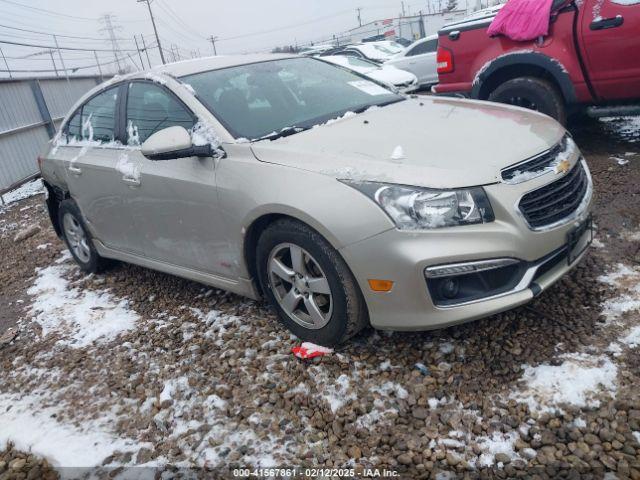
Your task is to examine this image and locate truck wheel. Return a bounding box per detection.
[488,77,567,125]
[256,219,368,347]
[58,199,109,273]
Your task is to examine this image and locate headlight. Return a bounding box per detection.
[343,182,495,229]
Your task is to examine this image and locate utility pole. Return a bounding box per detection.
[52,35,69,82]
[401,1,406,16]
[100,14,123,74]
[208,35,218,55]
[94,50,103,80]
[140,35,151,68]
[0,48,10,78]
[137,0,166,64]
[134,35,145,69]
[356,7,362,27]
[48,50,58,77]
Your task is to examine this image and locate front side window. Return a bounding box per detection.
[125,82,195,145]
[183,57,403,140]
[67,86,118,143]
[407,39,438,57]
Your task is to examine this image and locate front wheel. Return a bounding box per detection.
[256,219,368,347]
[488,77,567,125]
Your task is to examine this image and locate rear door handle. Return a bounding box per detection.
[122,177,140,187]
[590,15,624,30]
[68,165,82,175]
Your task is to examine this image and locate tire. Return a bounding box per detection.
[58,199,108,273]
[488,77,567,125]
[256,219,368,347]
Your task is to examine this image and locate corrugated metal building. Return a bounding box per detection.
[0,76,102,194]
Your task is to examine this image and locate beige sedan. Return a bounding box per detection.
[39,54,594,346]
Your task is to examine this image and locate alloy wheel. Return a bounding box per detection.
[62,213,91,263]
[267,243,333,329]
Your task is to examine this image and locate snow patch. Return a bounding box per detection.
[390,145,405,162]
[0,392,139,467]
[0,179,44,205]
[27,255,139,347]
[116,152,141,182]
[600,117,640,143]
[510,353,617,413]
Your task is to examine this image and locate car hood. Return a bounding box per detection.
[369,66,416,86]
[250,96,565,189]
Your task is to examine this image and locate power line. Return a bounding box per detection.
[0,38,139,52]
[0,22,130,42]
[217,9,354,42]
[0,0,146,23]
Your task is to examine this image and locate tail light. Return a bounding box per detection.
[37,156,44,171]
[437,46,454,74]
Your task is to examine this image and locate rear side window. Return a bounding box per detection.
[125,82,194,145]
[407,39,438,57]
[67,86,118,143]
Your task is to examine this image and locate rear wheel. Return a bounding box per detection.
[256,219,368,347]
[488,77,567,125]
[58,199,108,273]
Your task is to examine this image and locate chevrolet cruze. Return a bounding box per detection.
[39,54,594,346]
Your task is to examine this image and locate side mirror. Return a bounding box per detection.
[141,126,213,161]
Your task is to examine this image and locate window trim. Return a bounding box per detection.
[62,83,125,145]
[122,79,198,146]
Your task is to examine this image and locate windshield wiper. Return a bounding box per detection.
[259,126,310,141]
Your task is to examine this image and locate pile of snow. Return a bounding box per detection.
[1,179,44,205]
[116,152,141,182]
[27,253,139,347]
[0,392,141,468]
[510,353,617,413]
[475,431,522,467]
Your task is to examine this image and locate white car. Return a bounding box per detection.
[385,35,439,88]
[335,41,406,63]
[320,55,418,93]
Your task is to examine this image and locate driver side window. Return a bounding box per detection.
[125,82,195,145]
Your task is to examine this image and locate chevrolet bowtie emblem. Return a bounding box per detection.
[555,159,571,174]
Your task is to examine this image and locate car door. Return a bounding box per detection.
[580,0,640,100]
[398,38,439,86]
[57,85,139,252]
[122,80,229,275]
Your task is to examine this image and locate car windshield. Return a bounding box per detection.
[182,57,403,140]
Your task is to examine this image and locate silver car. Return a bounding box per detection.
[40,54,594,346]
[385,35,439,88]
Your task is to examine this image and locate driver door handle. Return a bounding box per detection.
[590,15,624,30]
[68,165,82,175]
[122,177,141,187]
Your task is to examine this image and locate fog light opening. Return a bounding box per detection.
[439,278,459,299]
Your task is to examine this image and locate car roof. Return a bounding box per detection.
[140,53,297,78]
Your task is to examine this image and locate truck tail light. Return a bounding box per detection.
[437,46,454,74]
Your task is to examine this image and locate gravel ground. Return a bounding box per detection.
[0,116,639,480]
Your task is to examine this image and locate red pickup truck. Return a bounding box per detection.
[433,0,640,124]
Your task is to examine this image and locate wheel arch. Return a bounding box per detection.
[472,52,576,105]
[242,209,344,297]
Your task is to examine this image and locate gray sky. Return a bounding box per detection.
[0,0,461,77]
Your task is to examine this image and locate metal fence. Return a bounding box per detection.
[0,75,103,195]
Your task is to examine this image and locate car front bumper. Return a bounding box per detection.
[339,171,594,331]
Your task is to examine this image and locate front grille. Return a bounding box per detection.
[518,161,589,229]
[502,135,569,183]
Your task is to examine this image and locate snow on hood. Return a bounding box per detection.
[250,97,565,189]
[369,65,416,87]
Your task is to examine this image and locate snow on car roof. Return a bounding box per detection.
[147,53,297,77]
